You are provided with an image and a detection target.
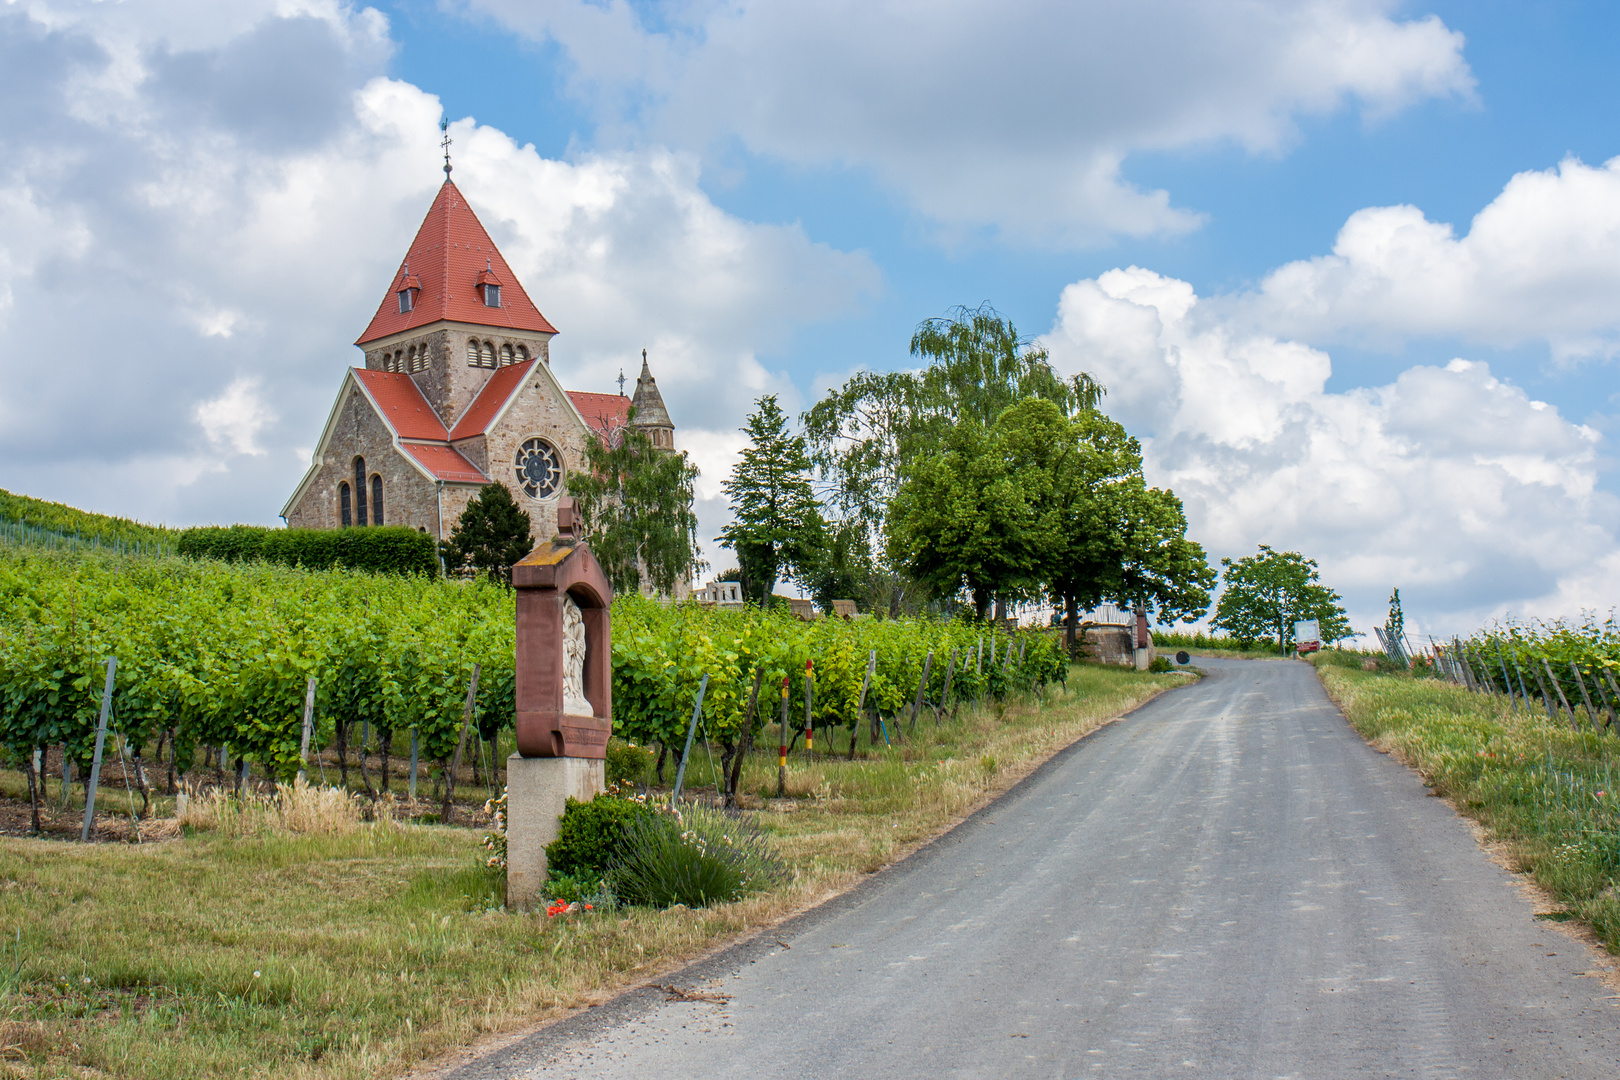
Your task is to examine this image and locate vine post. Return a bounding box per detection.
[81,657,116,843]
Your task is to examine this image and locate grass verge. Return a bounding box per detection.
[0,663,1181,1079]
[1311,659,1620,952]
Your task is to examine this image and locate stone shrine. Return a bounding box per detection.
[504,498,612,908]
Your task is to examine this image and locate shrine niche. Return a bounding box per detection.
[510,498,612,759]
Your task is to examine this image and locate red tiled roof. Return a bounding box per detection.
[354,370,449,440]
[449,359,537,441]
[568,392,631,441]
[356,180,559,345]
[402,444,488,484]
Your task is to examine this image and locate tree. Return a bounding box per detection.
[1386,588,1404,640]
[569,417,704,596]
[1210,545,1351,651]
[887,398,1067,618]
[803,303,1104,614]
[1040,409,1212,654]
[440,483,533,586]
[717,396,825,605]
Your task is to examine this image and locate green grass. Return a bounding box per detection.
[1311,660,1620,952]
[0,663,1181,1079]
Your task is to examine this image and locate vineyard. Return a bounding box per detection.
[1400,616,1620,730]
[0,544,1062,800]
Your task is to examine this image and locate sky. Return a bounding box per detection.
[1,0,1616,640]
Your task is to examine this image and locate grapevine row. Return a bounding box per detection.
[0,547,1061,780]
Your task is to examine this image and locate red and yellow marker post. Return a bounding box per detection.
[777,675,790,797]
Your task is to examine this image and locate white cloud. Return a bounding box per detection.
[1229,156,1620,360]
[196,376,273,457]
[467,0,1472,244]
[1044,266,1618,637]
[0,2,875,528]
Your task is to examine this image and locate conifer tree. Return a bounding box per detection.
[718,395,824,606]
[440,483,533,586]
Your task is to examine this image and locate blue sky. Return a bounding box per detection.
[384,0,1620,422]
[0,0,1615,637]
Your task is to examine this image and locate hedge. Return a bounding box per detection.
[177,525,439,575]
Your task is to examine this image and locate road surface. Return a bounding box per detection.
[449,657,1620,1079]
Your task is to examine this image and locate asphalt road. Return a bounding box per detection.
[451,657,1620,1079]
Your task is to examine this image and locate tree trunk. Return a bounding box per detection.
[655,743,667,786]
[336,723,349,788]
[994,597,1008,624]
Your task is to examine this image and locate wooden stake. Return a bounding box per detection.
[850,651,876,759]
[442,663,481,823]
[1540,657,1578,730]
[940,649,958,721]
[909,651,934,732]
[82,657,116,842]
[297,677,316,782]
[671,673,710,803]
[727,666,766,805]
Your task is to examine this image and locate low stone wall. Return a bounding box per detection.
[1080,625,1155,666]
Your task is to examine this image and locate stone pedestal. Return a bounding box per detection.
[505,753,604,910]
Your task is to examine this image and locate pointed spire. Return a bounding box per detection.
[356,179,556,345]
[630,347,673,433]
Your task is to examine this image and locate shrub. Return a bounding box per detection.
[1147,656,1173,673]
[605,739,653,786]
[177,525,438,575]
[545,793,659,879]
[610,803,783,909]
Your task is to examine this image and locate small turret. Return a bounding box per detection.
[629,348,675,449]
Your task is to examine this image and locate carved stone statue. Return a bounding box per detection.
[561,593,592,716]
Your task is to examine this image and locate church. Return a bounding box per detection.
[281,177,675,545]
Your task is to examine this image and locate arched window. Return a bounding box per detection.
[339,482,352,527]
[467,340,480,367]
[516,345,530,363]
[500,344,514,366]
[370,475,384,526]
[481,341,496,368]
[353,457,368,525]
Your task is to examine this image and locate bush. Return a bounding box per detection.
[605,739,653,786]
[177,525,438,575]
[1147,656,1173,673]
[610,803,783,909]
[545,793,659,879]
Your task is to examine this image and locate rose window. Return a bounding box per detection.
[515,438,563,499]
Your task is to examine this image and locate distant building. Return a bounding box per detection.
[698,580,745,608]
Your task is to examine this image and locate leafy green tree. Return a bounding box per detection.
[1211,545,1351,651]
[887,398,1067,618]
[1043,410,1212,653]
[717,396,825,605]
[569,417,704,597]
[440,483,533,586]
[799,517,881,614]
[803,303,1104,614]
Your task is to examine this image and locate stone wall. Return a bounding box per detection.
[285,384,441,534]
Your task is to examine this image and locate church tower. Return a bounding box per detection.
[629,349,676,449]
[353,180,559,426]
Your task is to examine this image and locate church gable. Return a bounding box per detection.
[282,374,451,533]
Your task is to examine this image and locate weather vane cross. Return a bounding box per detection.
[440,117,452,176]
[617,368,626,395]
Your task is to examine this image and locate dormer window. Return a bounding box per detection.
[396,265,421,315]
[475,261,502,309]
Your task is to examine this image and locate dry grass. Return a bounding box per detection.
[176,778,369,837]
[0,663,1180,1079]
